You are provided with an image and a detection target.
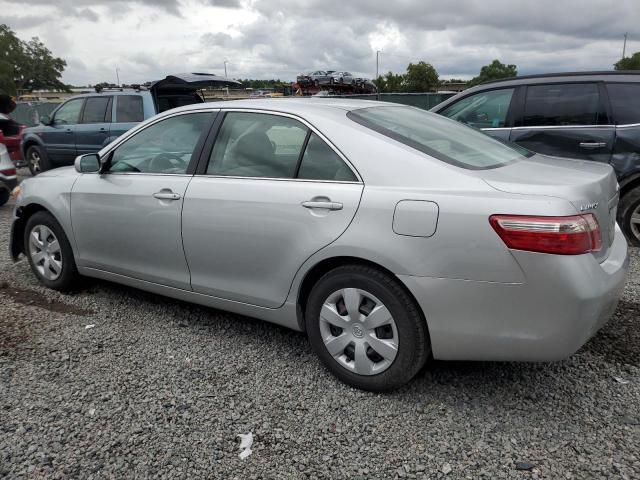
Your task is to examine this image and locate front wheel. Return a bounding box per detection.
[24,211,80,291]
[306,265,430,391]
[619,188,640,246]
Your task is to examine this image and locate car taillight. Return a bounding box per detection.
[489,214,602,255]
[0,168,16,176]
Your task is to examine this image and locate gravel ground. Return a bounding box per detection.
[1,179,639,479]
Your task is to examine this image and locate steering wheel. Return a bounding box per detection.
[149,152,188,173]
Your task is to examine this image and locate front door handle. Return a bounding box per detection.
[65,129,73,134]
[579,142,607,149]
[301,200,343,211]
[153,191,181,200]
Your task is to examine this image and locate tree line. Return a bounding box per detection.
[374,59,518,93]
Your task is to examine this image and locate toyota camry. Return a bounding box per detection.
[9,99,629,391]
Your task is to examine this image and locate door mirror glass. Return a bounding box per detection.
[40,115,51,125]
[75,153,101,173]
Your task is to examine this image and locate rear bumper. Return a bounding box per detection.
[399,224,630,361]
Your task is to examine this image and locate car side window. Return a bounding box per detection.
[207,112,309,178]
[81,96,111,124]
[298,133,357,181]
[108,112,211,174]
[116,95,144,123]
[522,83,604,126]
[53,99,84,125]
[606,83,640,125]
[440,88,514,128]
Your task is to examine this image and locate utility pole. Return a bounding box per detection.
[622,33,628,59]
[224,60,228,79]
[376,50,380,100]
[115,67,120,86]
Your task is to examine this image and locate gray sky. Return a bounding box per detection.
[1,0,639,86]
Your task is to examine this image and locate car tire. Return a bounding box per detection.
[24,211,80,291]
[0,189,9,207]
[26,145,51,176]
[619,188,640,247]
[305,264,430,391]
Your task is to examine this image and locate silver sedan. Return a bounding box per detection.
[9,99,629,391]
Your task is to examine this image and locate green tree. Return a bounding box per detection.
[469,59,517,86]
[615,52,640,70]
[375,71,406,93]
[0,24,68,95]
[404,61,439,92]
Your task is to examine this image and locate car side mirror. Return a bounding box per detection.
[40,115,51,125]
[74,153,101,173]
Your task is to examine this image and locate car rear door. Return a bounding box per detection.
[509,82,614,163]
[181,110,363,308]
[71,110,216,289]
[42,97,84,163]
[435,87,517,142]
[75,96,112,155]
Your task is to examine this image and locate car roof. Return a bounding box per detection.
[477,71,640,88]
[163,98,397,116]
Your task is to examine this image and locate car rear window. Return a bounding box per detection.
[607,83,640,125]
[348,106,532,170]
[116,95,144,123]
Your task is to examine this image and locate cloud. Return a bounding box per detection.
[1,0,638,85]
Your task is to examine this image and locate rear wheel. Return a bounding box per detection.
[24,211,79,291]
[306,265,430,391]
[26,145,50,176]
[619,188,640,246]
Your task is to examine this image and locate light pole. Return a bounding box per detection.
[622,33,628,60]
[376,50,380,100]
[224,60,228,79]
[115,67,120,86]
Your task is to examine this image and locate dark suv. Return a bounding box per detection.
[432,71,640,245]
[21,73,239,175]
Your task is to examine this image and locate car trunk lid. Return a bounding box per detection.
[150,73,241,113]
[479,154,619,262]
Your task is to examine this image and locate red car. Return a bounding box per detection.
[0,123,26,163]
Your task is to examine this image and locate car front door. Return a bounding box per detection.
[182,110,364,308]
[42,98,84,163]
[75,96,112,155]
[437,87,516,142]
[509,82,614,163]
[71,110,215,289]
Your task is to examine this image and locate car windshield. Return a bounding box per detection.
[348,106,533,170]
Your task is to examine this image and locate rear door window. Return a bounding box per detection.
[116,95,144,123]
[522,83,603,126]
[606,83,640,125]
[207,112,308,178]
[81,96,111,123]
[297,133,357,181]
[440,88,514,128]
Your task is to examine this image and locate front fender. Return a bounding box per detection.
[20,132,45,158]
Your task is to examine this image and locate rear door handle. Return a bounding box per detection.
[579,142,607,149]
[153,191,181,200]
[301,200,343,211]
